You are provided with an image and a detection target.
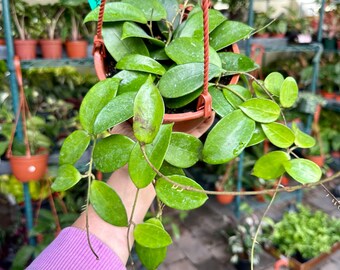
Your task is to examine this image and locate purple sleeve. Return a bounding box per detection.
[27,227,126,270]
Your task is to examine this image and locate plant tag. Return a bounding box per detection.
[88,0,101,10]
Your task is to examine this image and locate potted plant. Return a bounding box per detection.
[39,3,65,59]
[60,0,89,59]
[285,7,313,44]
[253,10,272,38]
[215,159,236,204]
[268,14,287,38]
[11,0,42,60]
[266,205,340,266]
[52,1,323,268]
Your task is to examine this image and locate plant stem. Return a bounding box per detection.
[127,188,140,269]
[217,83,247,102]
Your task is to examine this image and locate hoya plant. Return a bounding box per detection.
[51,0,322,269]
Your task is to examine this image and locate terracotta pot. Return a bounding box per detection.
[271,33,285,38]
[0,39,5,45]
[320,90,336,100]
[14,39,38,60]
[65,40,88,59]
[306,155,325,167]
[40,39,63,59]
[215,185,234,204]
[9,153,48,182]
[281,176,289,186]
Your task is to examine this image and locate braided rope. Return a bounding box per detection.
[202,0,210,96]
[96,0,106,39]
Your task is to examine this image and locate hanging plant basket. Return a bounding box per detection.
[6,57,49,183]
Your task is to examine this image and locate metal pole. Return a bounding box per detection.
[2,0,35,246]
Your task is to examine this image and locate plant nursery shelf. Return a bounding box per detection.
[20,58,94,69]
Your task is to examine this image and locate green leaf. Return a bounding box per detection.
[252,80,268,99]
[165,132,203,168]
[122,0,166,21]
[279,77,299,108]
[203,110,255,164]
[133,76,164,144]
[134,223,172,248]
[253,151,290,180]
[247,124,266,147]
[129,124,172,188]
[52,164,82,192]
[219,52,258,74]
[90,180,128,226]
[135,243,167,270]
[158,0,180,32]
[93,135,135,172]
[178,9,225,39]
[84,2,147,24]
[164,88,202,109]
[165,37,221,67]
[103,23,149,62]
[79,78,120,134]
[150,48,169,60]
[209,85,234,117]
[292,123,316,148]
[159,161,185,177]
[264,72,284,97]
[122,22,165,47]
[59,130,91,165]
[11,245,35,270]
[93,92,136,134]
[239,98,281,123]
[159,63,223,98]
[116,54,165,75]
[262,122,295,148]
[283,159,322,184]
[210,21,253,51]
[223,84,252,109]
[113,70,149,95]
[155,175,208,210]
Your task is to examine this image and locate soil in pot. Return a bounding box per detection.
[14,39,37,60]
[40,39,63,59]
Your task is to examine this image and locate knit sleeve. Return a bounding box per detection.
[27,227,126,270]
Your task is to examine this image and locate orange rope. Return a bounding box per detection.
[96,0,106,39]
[202,0,210,96]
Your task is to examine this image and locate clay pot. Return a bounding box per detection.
[306,155,325,167]
[320,91,336,100]
[9,153,48,182]
[215,185,234,204]
[40,39,63,59]
[65,40,88,59]
[14,39,38,60]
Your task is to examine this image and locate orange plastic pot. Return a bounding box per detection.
[65,40,88,59]
[215,185,234,204]
[40,39,63,59]
[9,153,48,182]
[306,155,325,167]
[14,39,37,60]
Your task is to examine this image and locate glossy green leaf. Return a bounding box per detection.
[79,78,120,134]
[158,0,180,34]
[150,48,169,60]
[93,92,136,134]
[165,132,203,168]
[116,54,165,75]
[156,175,208,210]
[239,98,281,123]
[134,223,172,248]
[253,151,290,180]
[90,180,128,226]
[178,9,225,39]
[210,21,253,51]
[283,159,322,184]
[52,164,81,192]
[122,0,166,21]
[279,77,299,108]
[103,23,149,62]
[93,135,135,172]
[223,84,252,109]
[59,130,91,165]
[113,70,149,95]
[264,72,284,97]
[135,243,167,270]
[219,52,258,74]
[252,80,268,99]
[292,123,316,148]
[203,110,255,164]
[129,124,172,188]
[247,124,266,147]
[159,161,185,177]
[261,122,295,148]
[159,63,223,98]
[209,85,234,117]
[164,88,202,109]
[122,22,165,47]
[133,76,164,144]
[165,37,221,67]
[84,2,147,24]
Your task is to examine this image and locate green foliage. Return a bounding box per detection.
[270,205,340,259]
